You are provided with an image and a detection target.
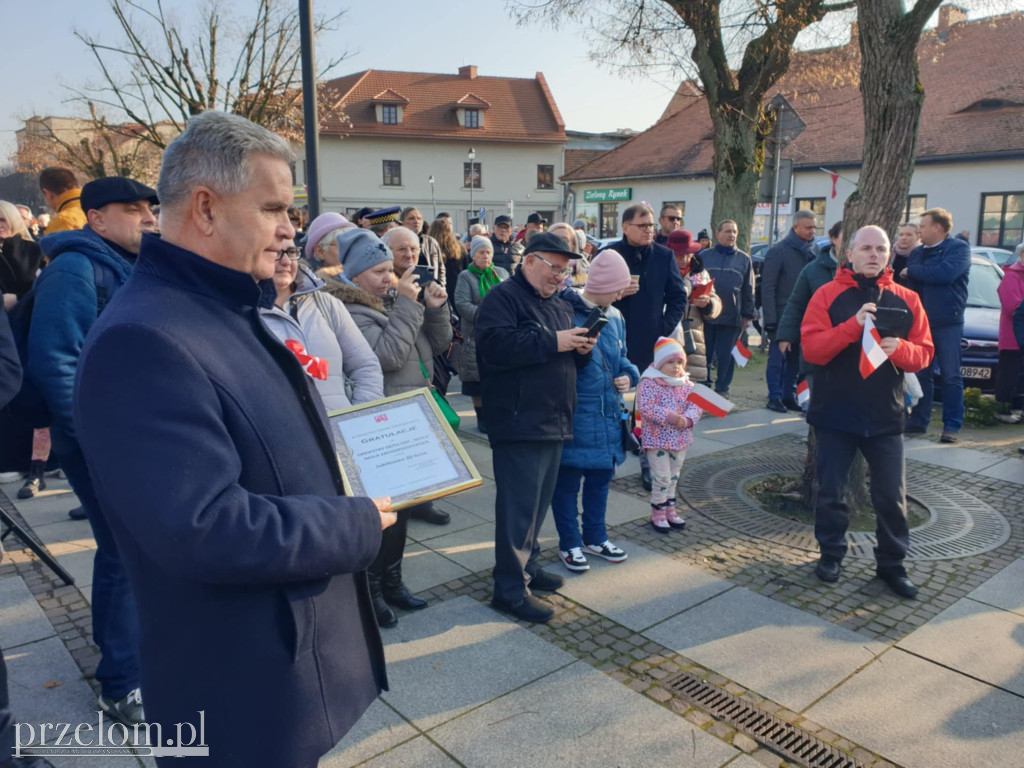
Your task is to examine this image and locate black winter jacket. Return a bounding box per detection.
[762,230,815,328]
[476,270,589,444]
[607,238,688,371]
[0,306,21,409]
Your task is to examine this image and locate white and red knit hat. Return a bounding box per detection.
[652,336,685,368]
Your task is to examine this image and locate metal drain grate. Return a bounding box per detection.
[661,670,867,768]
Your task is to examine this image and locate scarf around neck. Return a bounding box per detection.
[467,263,500,296]
[640,365,690,386]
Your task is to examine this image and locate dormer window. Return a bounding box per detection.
[382,105,399,124]
[371,89,409,124]
[465,109,480,129]
[455,94,490,129]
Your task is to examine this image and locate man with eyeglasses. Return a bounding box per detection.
[27,176,158,729]
[655,204,684,245]
[476,232,596,623]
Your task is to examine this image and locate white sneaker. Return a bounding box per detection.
[585,540,628,563]
[995,412,1021,424]
[0,472,24,483]
[559,547,590,572]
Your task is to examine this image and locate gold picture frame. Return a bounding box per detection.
[328,388,482,511]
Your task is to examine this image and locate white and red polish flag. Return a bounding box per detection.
[859,315,889,379]
[731,336,752,367]
[796,379,810,407]
[687,383,734,418]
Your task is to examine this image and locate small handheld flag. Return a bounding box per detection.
[796,379,810,407]
[731,337,752,368]
[687,383,734,418]
[859,315,889,379]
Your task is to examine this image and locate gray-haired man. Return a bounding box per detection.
[74,111,394,768]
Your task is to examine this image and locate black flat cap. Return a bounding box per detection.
[523,232,576,258]
[80,177,158,213]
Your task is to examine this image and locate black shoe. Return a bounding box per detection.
[474,407,487,434]
[641,466,653,491]
[527,568,564,592]
[782,398,802,412]
[17,460,46,499]
[877,567,918,599]
[815,557,842,583]
[408,503,450,526]
[367,573,398,628]
[767,399,787,413]
[382,562,427,610]
[68,506,87,521]
[490,594,554,623]
[1019,446,1024,455]
[904,424,927,435]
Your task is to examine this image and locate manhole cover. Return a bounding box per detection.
[679,454,1010,560]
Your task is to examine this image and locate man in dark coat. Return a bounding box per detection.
[608,204,688,372]
[762,210,817,412]
[74,111,393,768]
[476,232,595,624]
[904,207,971,443]
[802,226,934,599]
[490,214,521,273]
[700,220,756,395]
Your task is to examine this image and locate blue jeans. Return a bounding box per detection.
[703,323,741,393]
[56,441,141,700]
[766,340,800,402]
[550,466,615,551]
[908,323,964,432]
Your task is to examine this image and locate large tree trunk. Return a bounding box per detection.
[802,427,871,512]
[843,0,944,237]
[708,110,765,251]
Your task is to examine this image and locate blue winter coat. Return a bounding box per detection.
[73,234,386,768]
[906,235,971,327]
[560,290,640,470]
[32,227,133,450]
[700,244,756,327]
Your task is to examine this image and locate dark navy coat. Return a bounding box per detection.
[0,307,20,409]
[906,235,971,328]
[73,234,386,768]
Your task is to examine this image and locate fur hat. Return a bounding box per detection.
[653,336,686,369]
[585,249,632,294]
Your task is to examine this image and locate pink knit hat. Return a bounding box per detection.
[304,212,355,261]
[653,336,685,368]
[585,249,632,294]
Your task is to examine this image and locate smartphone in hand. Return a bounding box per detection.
[581,306,608,338]
[411,265,437,285]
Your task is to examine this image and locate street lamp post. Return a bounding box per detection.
[428,175,436,220]
[467,147,476,226]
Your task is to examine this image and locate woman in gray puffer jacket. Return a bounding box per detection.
[261,251,384,411]
[324,229,451,630]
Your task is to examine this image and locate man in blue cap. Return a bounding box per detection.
[29,176,157,728]
[366,206,401,237]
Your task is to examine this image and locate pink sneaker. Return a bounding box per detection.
[665,500,686,530]
[650,504,671,533]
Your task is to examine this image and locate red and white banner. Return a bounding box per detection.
[731,337,752,368]
[285,339,329,381]
[796,379,810,406]
[859,315,889,379]
[687,383,734,418]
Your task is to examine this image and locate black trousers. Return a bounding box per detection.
[370,507,412,576]
[995,349,1023,407]
[814,427,910,569]
[0,651,13,763]
[492,441,562,604]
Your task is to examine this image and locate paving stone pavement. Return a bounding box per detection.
[2,402,1023,768]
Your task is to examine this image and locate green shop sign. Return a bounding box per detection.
[583,187,632,203]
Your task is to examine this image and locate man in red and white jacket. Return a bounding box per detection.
[800,225,934,598]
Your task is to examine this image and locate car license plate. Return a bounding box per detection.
[960,366,991,379]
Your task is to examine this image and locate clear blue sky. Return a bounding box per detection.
[3,0,1019,160]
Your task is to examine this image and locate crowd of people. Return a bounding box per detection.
[1,109,1023,768]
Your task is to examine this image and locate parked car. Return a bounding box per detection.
[951,256,1010,395]
[971,246,1016,267]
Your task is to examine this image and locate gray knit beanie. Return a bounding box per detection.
[337,229,392,278]
[469,236,492,260]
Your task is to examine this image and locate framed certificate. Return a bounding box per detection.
[328,388,482,510]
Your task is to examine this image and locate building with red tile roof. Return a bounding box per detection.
[564,6,1024,250]
[299,66,568,230]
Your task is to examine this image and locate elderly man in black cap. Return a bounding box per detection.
[476,232,596,623]
[29,176,158,728]
[514,212,547,243]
